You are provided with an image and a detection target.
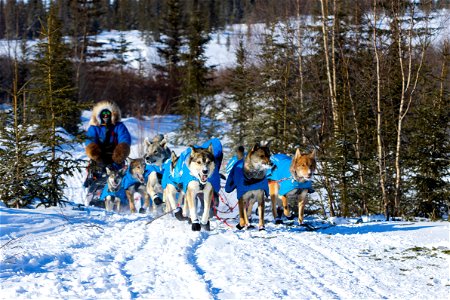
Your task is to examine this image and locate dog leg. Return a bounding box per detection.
[115,198,121,213]
[297,189,308,224]
[140,191,151,214]
[105,196,112,212]
[200,185,213,231]
[237,198,248,230]
[186,182,200,231]
[268,181,282,224]
[147,171,162,205]
[281,195,291,218]
[257,191,266,230]
[126,190,137,213]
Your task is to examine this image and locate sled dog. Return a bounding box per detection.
[144,134,171,206]
[122,158,152,213]
[268,149,316,225]
[102,166,127,212]
[184,145,216,231]
[225,141,273,230]
[162,151,185,217]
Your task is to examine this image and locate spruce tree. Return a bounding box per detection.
[153,0,184,112]
[225,38,258,149]
[30,3,83,207]
[0,57,45,208]
[176,5,215,144]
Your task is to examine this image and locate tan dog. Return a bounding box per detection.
[122,158,152,214]
[268,149,316,225]
[225,142,273,230]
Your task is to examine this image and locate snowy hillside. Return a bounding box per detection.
[1,111,449,300]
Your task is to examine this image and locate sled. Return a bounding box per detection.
[83,160,108,209]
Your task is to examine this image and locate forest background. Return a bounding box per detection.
[0,0,448,222]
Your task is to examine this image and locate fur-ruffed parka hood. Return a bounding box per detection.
[89,101,122,126]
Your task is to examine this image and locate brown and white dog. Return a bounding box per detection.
[122,158,152,214]
[225,142,273,230]
[268,149,316,225]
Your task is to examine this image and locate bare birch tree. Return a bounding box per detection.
[391,2,428,217]
[372,0,390,220]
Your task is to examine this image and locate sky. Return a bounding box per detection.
[0,111,449,300]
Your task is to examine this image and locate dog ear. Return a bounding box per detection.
[119,167,127,176]
[106,167,112,175]
[294,148,302,158]
[251,143,260,152]
[310,148,316,158]
[144,137,151,147]
[207,143,214,154]
[171,150,178,161]
[263,139,273,147]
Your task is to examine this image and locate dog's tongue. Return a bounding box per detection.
[201,174,208,182]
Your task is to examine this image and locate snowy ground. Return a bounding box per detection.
[1,113,449,300]
[0,204,448,300]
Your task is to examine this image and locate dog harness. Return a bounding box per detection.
[121,164,161,190]
[174,138,223,193]
[225,159,269,199]
[267,154,314,196]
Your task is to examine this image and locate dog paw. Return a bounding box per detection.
[191,220,201,231]
[153,197,163,206]
[201,221,211,231]
[276,206,283,218]
[139,207,146,214]
[286,214,295,220]
[236,224,245,230]
[275,218,283,225]
[174,207,189,221]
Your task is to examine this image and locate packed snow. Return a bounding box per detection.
[1,112,449,300]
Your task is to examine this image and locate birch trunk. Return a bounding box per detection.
[372,0,389,220]
[393,4,427,216]
[320,0,339,136]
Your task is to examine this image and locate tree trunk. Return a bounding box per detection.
[393,4,427,217]
[372,0,389,220]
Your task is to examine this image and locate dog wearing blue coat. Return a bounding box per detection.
[267,149,316,225]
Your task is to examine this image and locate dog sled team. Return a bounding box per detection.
[83,101,317,232]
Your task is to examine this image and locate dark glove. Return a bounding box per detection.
[112,143,130,164]
[86,143,102,163]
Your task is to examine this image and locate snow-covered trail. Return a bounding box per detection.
[1,204,448,300]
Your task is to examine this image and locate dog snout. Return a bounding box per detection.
[202,168,209,175]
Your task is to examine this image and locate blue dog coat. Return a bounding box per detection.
[225,159,269,199]
[267,154,314,196]
[121,164,161,190]
[161,158,181,189]
[99,185,127,203]
[173,138,223,193]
